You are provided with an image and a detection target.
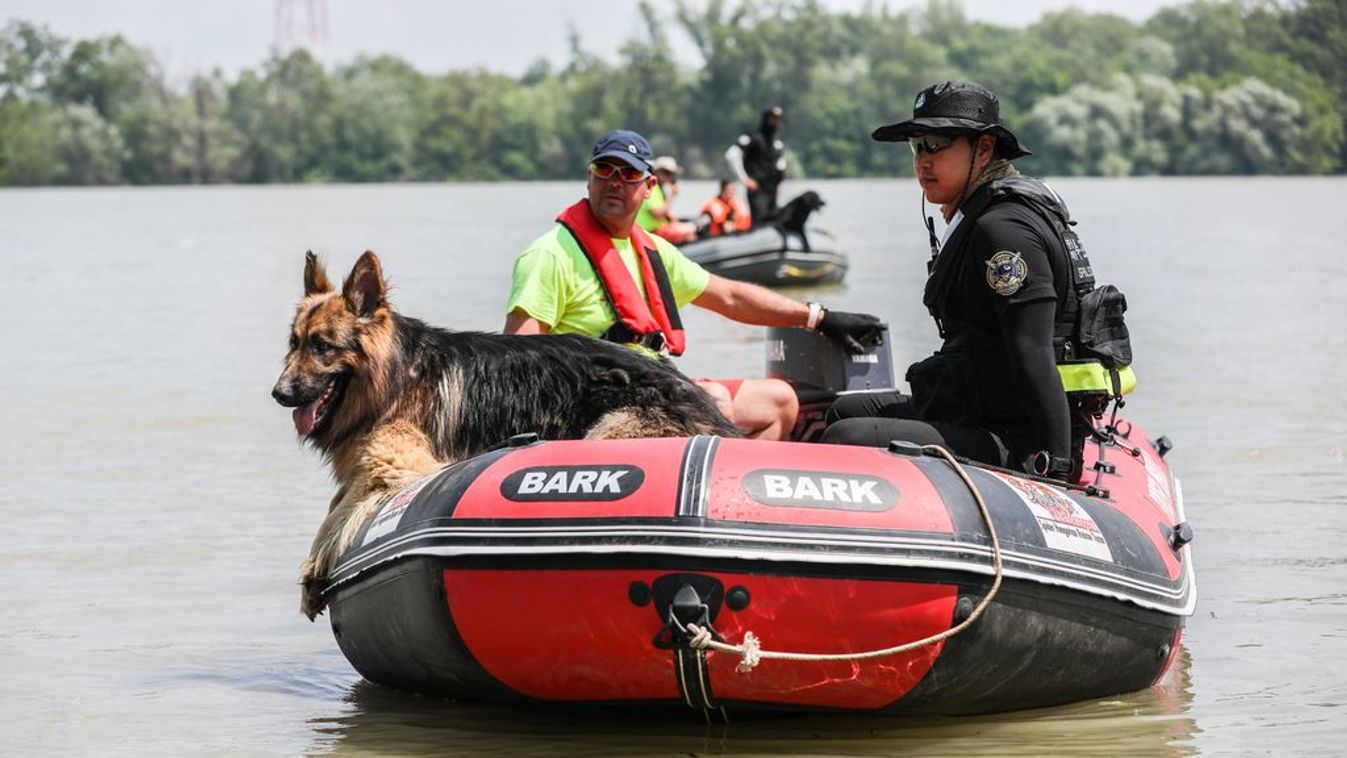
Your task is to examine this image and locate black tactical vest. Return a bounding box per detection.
[924,175,1096,356]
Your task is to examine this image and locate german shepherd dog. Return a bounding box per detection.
[273,251,737,618]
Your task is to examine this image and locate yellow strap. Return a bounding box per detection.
[1057,361,1137,395]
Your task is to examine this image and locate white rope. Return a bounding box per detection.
[685,444,1003,671]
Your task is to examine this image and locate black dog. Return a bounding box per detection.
[772,190,826,233]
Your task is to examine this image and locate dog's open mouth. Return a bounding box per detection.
[293,377,345,437]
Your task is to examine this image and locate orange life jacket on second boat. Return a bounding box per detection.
[700,195,751,236]
[555,199,687,356]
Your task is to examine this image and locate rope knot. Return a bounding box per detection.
[736,631,762,672]
[685,623,714,650]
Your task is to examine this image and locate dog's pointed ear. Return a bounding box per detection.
[343,250,387,319]
[304,251,334,295]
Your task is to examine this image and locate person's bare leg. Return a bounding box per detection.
[730,379,799,441]
[696,379,735,425]
[655,221,700,244]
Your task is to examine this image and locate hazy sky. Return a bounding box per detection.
[1,0,1183,80]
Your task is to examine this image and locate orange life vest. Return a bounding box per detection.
[699,195,751,235]
[555,199,687,356]
[700,195,754,234]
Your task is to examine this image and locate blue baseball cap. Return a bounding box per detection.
[590,129,654,172]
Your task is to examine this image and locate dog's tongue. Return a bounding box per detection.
[293,398,322,437]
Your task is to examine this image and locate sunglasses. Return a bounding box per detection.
[589,161,649,183]
[908,133,963,156]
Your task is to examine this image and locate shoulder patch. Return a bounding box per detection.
[985,250,1028,296]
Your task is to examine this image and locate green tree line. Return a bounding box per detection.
[1,0,1342,185]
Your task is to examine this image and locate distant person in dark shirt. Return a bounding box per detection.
[725,106,786,226]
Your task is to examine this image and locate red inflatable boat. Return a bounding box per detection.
[317,327,1194,716]
[322,413,1193,716]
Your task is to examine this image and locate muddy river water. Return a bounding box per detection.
[2,177,1344,755]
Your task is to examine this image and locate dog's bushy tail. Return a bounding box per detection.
[586,356,740,438]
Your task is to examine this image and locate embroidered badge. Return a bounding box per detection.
[915,91,926,110]
[986,251,1028,296]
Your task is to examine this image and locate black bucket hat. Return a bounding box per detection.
[871,80,1031,159]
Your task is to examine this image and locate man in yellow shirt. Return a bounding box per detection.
[505,129,882,440]
[636,156,698,243]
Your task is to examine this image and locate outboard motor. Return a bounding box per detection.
[766,326,896,441]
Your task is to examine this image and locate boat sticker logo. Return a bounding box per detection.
[986,250,1027,296]
[1143,456,1176,519]
[996,474,1113,562]
[361,471,439,546]
[501,465,645,502]
[743,469,898,512]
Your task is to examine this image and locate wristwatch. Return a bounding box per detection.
[805,302,824,331]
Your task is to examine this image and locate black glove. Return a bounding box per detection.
[817,309,884,354]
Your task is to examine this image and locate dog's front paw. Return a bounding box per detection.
[300,581,327,620]
[298,557,328,621]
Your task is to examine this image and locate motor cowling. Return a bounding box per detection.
[767,326,896,441]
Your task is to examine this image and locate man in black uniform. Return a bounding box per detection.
[823,81,1106,480]
[725,106,787,226]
